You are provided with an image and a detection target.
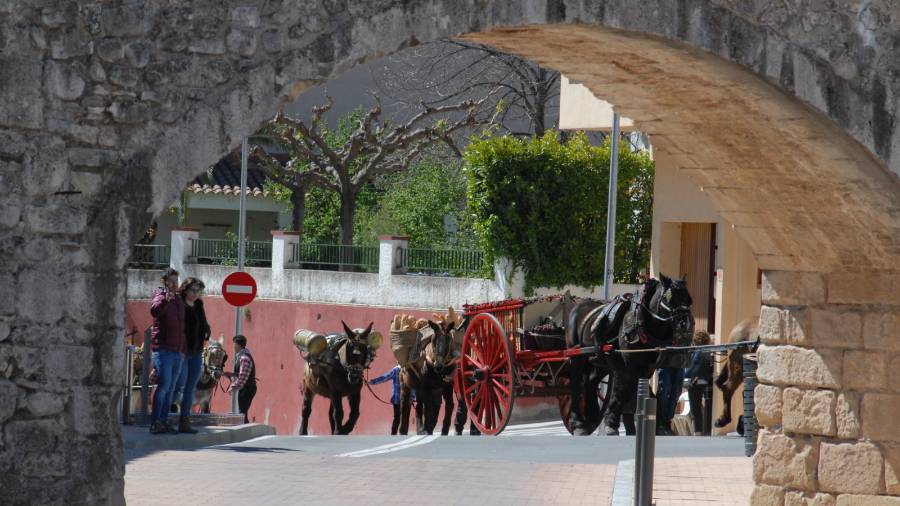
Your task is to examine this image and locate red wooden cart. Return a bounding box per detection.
[456,294,612,435]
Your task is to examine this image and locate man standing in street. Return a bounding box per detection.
[226,335,257,424]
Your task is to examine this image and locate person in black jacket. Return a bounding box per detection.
[173,277,211,433]
[684,330,714,436]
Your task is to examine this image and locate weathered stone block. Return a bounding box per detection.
[26,391,65,416]
[810,308,863,348]
[47,345,94,381]
[0,379,16,423]
[785,492,836,506]
[96,38,124,62]
[835,392,861,439]
[864,311,900,352]
[0,201,21,229]
[835,495,900,506]
[47,119,99,144]
[757,345,842,389]
[231,6,261,27]
[4,418,67,477]
[783,387,836,436]
[827,272,900,306]
[884,443,900,495]
[756,384,783,427]
[760,306,811,345]
[227,28,257,56]
[72,387,115,435]
[843,350,887,390]
[100,6,151,37]
[46,60,86,100]
[49,28,92,59]
[762,271,826,306]
[819,441,884,494]
[188,38,226,55]
[124,40,152,68]
[862,394,900,442]
[0,57,44,129]
[754,429,819,491]
[752,484,785,506]
[67,147,120,168]
[0,321,9,342]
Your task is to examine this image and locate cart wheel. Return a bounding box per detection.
[559,373,612,435]
[460,313,515,435]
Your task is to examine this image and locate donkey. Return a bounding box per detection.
[193,340,228,414]
[714,318,758,430]
[300,322,376,435]
[399,319,458,436]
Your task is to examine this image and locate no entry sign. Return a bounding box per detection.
[222,271,257,307]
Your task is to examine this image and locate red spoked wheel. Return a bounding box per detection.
[460,313,515,435]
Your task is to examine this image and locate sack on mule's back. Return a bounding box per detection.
[390,328,418,366]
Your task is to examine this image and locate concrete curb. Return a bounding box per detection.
[124,423,276,451]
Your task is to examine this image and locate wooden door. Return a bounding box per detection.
[679,223,716,333]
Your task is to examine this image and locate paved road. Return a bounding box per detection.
[125,422,753,505]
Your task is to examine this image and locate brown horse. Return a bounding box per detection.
[714,318,758,429]
[300,322,377,435]
[399,319,458,435]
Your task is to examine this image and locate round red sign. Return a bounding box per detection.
[221,271,257,307]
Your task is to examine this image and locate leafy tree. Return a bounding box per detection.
[257,96,495,246]
[464,132,654,293]
[355,155,477,249]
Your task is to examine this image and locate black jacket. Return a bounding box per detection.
[184,298,211,356]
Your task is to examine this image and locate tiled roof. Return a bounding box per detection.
[187,149,286,198]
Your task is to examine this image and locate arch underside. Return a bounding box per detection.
[462,25,900,273]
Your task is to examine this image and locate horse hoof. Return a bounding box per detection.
[714,418,730,428]
[603,425,619,436]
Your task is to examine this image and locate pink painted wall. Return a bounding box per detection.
[126,297,559,435]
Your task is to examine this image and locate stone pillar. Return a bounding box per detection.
[271,230,300,274]
[169,227,199,274]
[751,270,900,505]
[378,235,409,280]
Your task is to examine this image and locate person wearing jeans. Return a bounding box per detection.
[173,277,211,433]
[149,268,187,434]
[226,335,256,424]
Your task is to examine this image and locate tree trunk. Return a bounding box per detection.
[290,183,307,242]
[339,187,356,271]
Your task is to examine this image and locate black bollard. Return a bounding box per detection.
[634,378,650,505]
[637,395,658,506]
[742,353,759,457]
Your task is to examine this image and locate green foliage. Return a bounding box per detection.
[355,157,477,249]
[464,131,654,292]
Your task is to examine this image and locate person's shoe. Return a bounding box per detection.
[162,420,179,434]
[149,421,166,434]
[178,416,198,434]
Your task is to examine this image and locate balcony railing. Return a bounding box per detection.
[191,238,272,267]
[128,244,171,269]
[290,243,379,272]
[400,247,486,277]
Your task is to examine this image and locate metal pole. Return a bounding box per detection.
[123,345,134,425]
[140,327,151,424]
[603,112,620,301]
[232,137,249,414]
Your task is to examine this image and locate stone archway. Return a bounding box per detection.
[1,2,898,504]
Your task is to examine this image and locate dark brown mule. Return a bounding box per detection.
[714,319,758,429]
[300,322,376,435]
[399,320,457,435]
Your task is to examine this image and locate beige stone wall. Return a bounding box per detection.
[752,270,900,505]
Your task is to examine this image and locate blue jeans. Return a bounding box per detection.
[656,367,685,424]
[176,353,203,415]
[151,349,184,423]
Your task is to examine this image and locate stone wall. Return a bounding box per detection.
[752,270,900,505]
[1,1,899,504]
